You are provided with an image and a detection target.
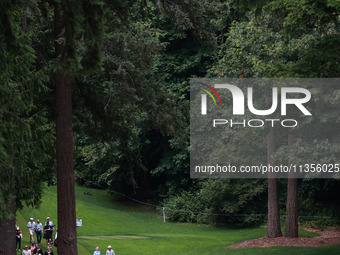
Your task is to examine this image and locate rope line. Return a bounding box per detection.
[81,179,339,220]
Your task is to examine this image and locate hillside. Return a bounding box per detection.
[16,186,340,255]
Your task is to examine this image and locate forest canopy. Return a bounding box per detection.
[1,0,339,229]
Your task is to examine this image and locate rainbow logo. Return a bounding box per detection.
[199,82,222,106]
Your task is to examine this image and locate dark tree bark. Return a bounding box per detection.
[267,129,282,238]
[267,97,282,238]
[55,3,78,254]
[285,131,298,237]
[0,199,16,255]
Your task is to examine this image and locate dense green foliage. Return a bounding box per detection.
[162,0,340,227]
[163,179,267,225]
[73,1,218,199]
[1,0,339,229]
[0,0,54,222]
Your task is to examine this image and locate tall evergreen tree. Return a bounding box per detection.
[285,131,298,237]
[52,0,105,252]
[54,2,77,253]
[0,1,55,252]
[267,98,282,238]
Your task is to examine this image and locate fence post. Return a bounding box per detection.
[163,207,165,223]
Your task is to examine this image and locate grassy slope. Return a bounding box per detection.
[16,186,340,255]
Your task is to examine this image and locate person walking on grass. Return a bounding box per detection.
[106,245,115,255]
[21,245,31,255]
[30,241,36,254]
[93,246,101,255]
[35,219,43,244]
[44,245,54,255]
[27,217,35,243]
[44,217,54,246]
[33,243,43,255]
[16,226,23,251]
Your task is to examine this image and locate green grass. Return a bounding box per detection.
[16,186,340,255]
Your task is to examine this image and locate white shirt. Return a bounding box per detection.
[27,221,35,231]
[22,249,31,255]
[106,249,115,255]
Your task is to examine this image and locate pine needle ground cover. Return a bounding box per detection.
[16,186,340,255]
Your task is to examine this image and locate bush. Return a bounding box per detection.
[161,179,268,226]
[160,191,216,224]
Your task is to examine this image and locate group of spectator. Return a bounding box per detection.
[20,243,53,255]
[94,245,116,255]
[17,217,117,254]
[16,216,56,255]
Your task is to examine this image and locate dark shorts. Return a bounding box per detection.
[45,231,52,239]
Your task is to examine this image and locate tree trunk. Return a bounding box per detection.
[285,131,298,237]
[55,3,78,254]
[267,97,282,238]
[0,199,16,255]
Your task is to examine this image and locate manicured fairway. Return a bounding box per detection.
[16,186,340,255]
